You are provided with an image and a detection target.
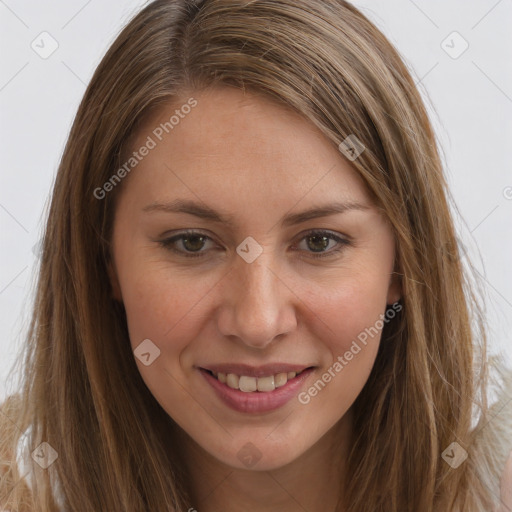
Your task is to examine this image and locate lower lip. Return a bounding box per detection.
[199,367,315,414]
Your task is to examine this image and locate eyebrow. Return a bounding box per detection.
[142,199,370,227]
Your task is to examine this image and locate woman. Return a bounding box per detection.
[1,0,511,510]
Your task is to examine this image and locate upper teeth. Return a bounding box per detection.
[214,371,302,392]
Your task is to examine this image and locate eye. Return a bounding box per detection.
[158,229,351,259]
[293,230,351,259]
[158,230,216,258]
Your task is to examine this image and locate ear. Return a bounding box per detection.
[107,259,123,302]
[386,265,402,306]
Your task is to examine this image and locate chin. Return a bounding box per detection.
[208,432,312,471]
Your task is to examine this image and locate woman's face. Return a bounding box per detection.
[109,86,400,470]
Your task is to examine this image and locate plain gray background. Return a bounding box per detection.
[1,0,511,402]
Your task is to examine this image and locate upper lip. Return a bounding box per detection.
[199,363,314,378]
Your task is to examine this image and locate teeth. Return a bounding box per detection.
[226,373,239,389]
[275,373,288,388]
[212,369,305,392]
[239,376,257,392]
[257,375,275,392]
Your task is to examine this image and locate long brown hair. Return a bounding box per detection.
[0,0,507,510]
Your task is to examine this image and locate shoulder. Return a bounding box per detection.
[499,450,512,511]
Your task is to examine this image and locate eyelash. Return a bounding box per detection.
[158,229,351,259]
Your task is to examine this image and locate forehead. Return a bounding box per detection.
[119,86,372,210]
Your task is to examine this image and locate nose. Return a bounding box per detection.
[216,250,298,350]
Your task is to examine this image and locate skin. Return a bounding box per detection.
[108,86,401,511]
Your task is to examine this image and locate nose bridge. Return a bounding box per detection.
[219,247,296,348]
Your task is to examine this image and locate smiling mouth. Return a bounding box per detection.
[201,368,313,392]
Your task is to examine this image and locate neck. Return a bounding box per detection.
[174,409,353,512]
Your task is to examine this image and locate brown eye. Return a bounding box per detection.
[295,230,351,259]
[159,231,215,258]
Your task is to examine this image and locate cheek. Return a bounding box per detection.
[306,266,390,350]
[119,266,217,416]
[120,265,212,355]
[295,268,390,409]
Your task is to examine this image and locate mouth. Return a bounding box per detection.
[197,364,316,413]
